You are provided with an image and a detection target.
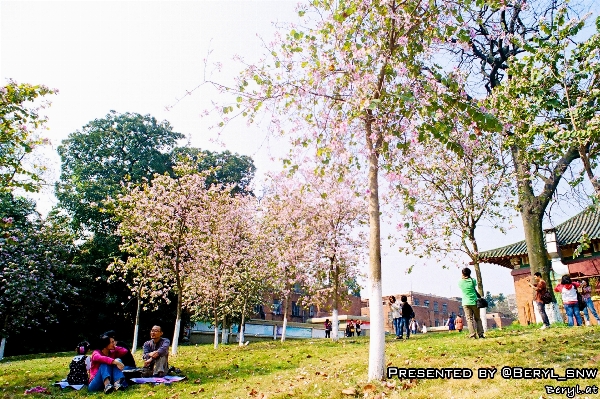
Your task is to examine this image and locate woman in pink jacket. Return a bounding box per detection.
[88,335,127,394]
[554,275,583,327]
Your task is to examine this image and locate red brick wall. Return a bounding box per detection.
[511,268,536,325]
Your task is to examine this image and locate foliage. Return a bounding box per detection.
[171,147,256,195]
[0,80,56,192]
[56,110,183,234]
[0,193,73,344]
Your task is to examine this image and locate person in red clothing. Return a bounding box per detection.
[554,275,583,327]
[88,335,127,394]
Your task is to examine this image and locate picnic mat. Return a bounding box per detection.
[129,376,186,385]
[53,381,85,390]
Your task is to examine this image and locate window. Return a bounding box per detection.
[442,303,447,314]
[435,319,439,327]
[413,298,420,306]
[253,304,263,314]
[433,301,438,312]
[309,305,315,317]
[292,301,301,317]
[424,300,429,308]
[272,300,282,315]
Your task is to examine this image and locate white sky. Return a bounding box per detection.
[2,0,593,299]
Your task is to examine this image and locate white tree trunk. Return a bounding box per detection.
[281,315,288,342]
[480,308,488,332]
[221,325,228,344]
[332,309,339,342]
[0,337,5,360]
[171,293,182,355]
[213,324,219,349]
[366,131,384,381]
[239,313,246,346]
[132,295,141,353]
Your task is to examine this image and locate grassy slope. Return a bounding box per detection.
[1,325,599,398]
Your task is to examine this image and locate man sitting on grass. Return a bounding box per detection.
[142,325,170,377]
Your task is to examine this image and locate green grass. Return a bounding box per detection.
[2,325,600,398]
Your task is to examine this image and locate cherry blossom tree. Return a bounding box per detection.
[299,169,366,341]
[114,167,210,355]
[260,173,316,342]
[184,190,260,349]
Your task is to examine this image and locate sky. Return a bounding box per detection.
[1,1,594,300]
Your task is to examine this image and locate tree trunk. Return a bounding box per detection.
[0,337,5,360]
[221,317,229,345]
[281,295,289,342]
[332,308,339,342]
[472,260,488,332]
[521,208,552,284]
[132,292,142,353]
[366,132,384,381]
[213,316,219,349]
[239,312,246,346]
[171,291,182,355]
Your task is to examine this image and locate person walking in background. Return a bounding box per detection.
[555,275,583,327]
[324,319,332,338]
[410,319,417,335]
[458,267,485,339]
[447,314,455,331]
[528,272,551,329]
[455,315,464,332]
[399,295,414,340]
[580,279,600,326]
[389,296,402,340]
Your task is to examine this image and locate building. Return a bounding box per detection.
[361,291,463,333]
[250,291,363,323]
[479,208,600,325]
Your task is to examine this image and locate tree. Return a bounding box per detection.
[0,80,56,192]
[395,127,513,318]
[114,167,210,355]
[210,0,467,379]
[57,110,183,234]
[0,193,73,359]
[260,173,317,342]
[299,169,366,341]
[442,0,597,289]
[171,148,256,195]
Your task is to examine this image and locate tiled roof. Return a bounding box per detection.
[479,208,600,268]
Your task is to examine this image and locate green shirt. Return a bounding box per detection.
[458,277,478,306]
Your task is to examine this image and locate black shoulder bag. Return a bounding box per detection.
[471,278,488,309]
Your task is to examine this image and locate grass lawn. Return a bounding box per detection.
[1,324,600,398]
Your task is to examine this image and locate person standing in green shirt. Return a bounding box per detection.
[458,267,485,339]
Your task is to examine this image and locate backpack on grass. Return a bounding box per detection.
[66,355,88,385]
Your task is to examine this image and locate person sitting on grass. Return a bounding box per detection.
[88,335,127,394]
[103,330,137,369]
[142,325,170,377]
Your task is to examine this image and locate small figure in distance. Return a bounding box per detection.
[554,275,583,327]
[447,313,455,331]
[355,320,362,336]
[389,295,402,340]
[455,315,463,332]
[410,319,417,335]
[324,319,332,339]
[458,267,485,338]
[142,325,170,377]
[88,335,127,394]
[527,272,551,329]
